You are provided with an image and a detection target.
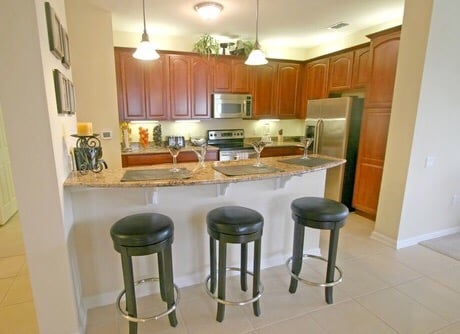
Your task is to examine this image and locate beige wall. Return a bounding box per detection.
[375,0,460,247]
[0,0,81,333]
[66,0,122,169]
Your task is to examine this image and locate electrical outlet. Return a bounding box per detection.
[425,156,437,168]
[451,194,459,206]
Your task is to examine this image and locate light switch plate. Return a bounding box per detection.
[101,131,112,139]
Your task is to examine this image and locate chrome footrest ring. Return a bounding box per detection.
[286,254,343,287]
[116,277,180,323]
[205,267,264,306]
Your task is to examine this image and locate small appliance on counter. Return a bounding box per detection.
[167,136,185,148]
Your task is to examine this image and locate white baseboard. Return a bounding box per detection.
[371,226,460,250]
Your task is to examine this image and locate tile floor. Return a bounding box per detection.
[2,212,460,334]
[86,213,460,334]
[0,213,39,334]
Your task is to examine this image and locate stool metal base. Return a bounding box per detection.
[205,267,264,306]
[116,277,180,323]
[286,254,343,288]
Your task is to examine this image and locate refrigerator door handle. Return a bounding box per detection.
[314,119,322,154]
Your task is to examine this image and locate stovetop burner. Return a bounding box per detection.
[207,129,247,149]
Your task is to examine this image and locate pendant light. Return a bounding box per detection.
[245,0,268,66]
[133,0,160,60]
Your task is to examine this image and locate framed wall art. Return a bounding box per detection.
[61,26,71,68]
[45,2,63,60]
[53,69,70,114]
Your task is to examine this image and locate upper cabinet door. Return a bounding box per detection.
[250,62,278,119]
[231,59,250,93]
[191,56,211,118]
[352,46,370,89]
[276,62,300,118]
[115,48,146,120]
[366,30,401,108]
[328,51,354,91]
[168,54,191,119]
[144,54,169,120]
[213,57,232,92]
[305,58,329,101]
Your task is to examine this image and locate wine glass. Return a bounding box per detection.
[168,144,182,172]
[191,138,207,170]
[300,137,314,160]
[252,141,266,167]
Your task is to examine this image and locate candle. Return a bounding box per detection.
[77,122,93,136]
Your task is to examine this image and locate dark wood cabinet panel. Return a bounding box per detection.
[191,56,211,118]
[212,57,250,93]
[250,62,278,119]
[261,146,302,157]
[168,55,191,119]
[305,58,329,100]
[144,55,169,120]
[115,48,146,120]
[352,46,370,89]
[353,25,401,218]
[276,63,300,119]
[328,51,354,91]
[121,150,219,167]
[366,30,401,108]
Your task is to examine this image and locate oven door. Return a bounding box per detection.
[219,149,257,161]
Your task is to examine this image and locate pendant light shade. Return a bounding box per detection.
[133,0,160,60]
[245,0,267,66]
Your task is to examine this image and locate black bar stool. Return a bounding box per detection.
[110,213,179,334]
[286,197,349,304]
[205,206,264,322]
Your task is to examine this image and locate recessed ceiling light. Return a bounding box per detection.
[194,2,224,20]
[328,22,349,30]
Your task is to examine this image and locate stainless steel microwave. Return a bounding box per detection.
[212,93,252,119]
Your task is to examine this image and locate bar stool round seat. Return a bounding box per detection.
[110,213,178,334]
[286,197,349,304]
[205,206,264,322]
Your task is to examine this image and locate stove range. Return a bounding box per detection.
[207,129,256,161]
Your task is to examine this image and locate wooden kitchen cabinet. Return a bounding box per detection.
[121,150,219,167]
[168,54,211,119]
[276,62,301,119]
[212,57,250,93]
[250,61,278,119]
[299,57,329,118]
[261,145,302,157]
[351,46,370,89]
[115,48,169,121]
[328,51,354,92]
[353,26,401,218]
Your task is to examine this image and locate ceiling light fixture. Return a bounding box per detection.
[133,0,160,60]
[245,0,268,66]
[194,2,224,20]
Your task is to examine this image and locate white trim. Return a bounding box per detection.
[396,226,460,249]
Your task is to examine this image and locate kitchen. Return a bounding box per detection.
[1,1,460,334]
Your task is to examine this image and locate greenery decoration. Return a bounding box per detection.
[193,34,219,56]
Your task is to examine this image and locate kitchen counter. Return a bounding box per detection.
[65,154,344,324]
[121,143,219,155]
[65,154,344,188]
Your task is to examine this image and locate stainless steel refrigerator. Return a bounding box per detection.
[305,96,363,209]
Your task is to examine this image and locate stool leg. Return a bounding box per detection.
[325,226,340,304]
[158,250,166,302]
[253,238,262,317]
[120,251,137,334]
[217,240,227,322]
[241,243,248,291]
[210,237,217,294]
[160,244,178,327]
[289,221,305,294]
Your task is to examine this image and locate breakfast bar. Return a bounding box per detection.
[64,155,345,316]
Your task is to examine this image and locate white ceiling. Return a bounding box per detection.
[87,0,405,48]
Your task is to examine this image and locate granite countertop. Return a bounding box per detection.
[64,154,345,189]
